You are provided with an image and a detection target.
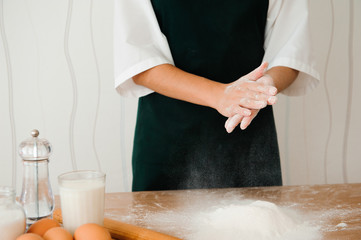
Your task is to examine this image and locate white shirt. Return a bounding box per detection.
[114,0,320,97]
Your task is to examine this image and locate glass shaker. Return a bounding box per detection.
[0,186,26,240]
[19,129,54,226]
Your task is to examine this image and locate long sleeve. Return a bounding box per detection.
[264,0,321,96]
[113,0,173,97]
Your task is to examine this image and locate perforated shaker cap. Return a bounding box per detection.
[18,129,52,160]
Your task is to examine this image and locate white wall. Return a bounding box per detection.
[0,0,360,194]
[276,0,361,185]
[0,0,137,193]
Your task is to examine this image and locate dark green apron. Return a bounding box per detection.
[132,0,281,191]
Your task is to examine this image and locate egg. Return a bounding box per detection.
[16,233,44,240]
[27,218,61,236]
[74,223,111,240]
[43,227,72,240]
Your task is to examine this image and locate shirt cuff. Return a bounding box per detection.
[268,57,320,96]
[114,57,172,98]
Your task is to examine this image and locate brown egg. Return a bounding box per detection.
[16,233,44,240]
[43,227,73,240]
[27,218,61,236]
[74,223,111,240]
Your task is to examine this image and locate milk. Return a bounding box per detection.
[0,210,26,240]
[59,178,105,235]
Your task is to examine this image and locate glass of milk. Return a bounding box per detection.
[0,186,26,240]
[58,170,105,235]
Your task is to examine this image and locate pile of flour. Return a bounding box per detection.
[188,200,320,240]
[113,198,321,240]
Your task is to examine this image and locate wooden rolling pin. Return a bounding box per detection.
[53,209,182,240]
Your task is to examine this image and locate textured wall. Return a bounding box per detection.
[276,0,361,185]
[0,0,360,194]
[0,0,135,193]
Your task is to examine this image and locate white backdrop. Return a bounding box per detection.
[0,0,360,194]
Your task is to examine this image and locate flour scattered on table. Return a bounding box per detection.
[128,199,321,240]
[188,200,320,240]
[336,222,348,228]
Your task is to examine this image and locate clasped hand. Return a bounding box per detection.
[216,62,278,133]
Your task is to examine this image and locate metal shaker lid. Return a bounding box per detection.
[18,129,52,160]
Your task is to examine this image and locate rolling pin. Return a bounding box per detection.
[53,209,182,240]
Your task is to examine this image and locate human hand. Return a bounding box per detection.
[216,62,277,119]
[214,62,277,131]
[224,74,277,133]
[216,62,277,117]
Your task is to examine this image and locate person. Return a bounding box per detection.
[114,0,320,191]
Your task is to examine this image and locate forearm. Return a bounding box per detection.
[265,66,299,93]
[133,62,275,119]
[133,64,223,109]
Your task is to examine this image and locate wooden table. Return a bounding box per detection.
[102,184,361,239]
